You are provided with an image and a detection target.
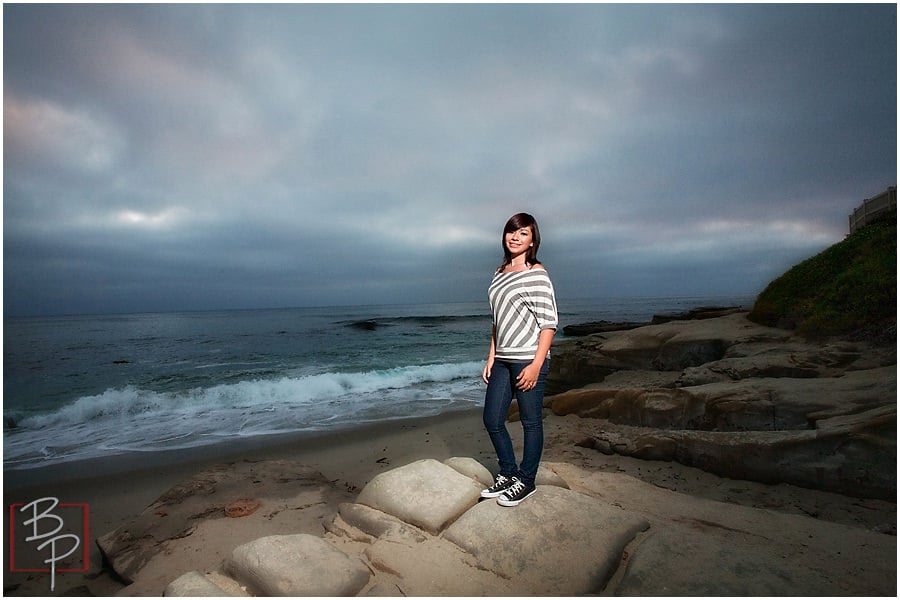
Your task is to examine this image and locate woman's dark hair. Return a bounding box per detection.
[498,212,542,272]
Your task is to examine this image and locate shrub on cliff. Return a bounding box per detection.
[748,211,896,340]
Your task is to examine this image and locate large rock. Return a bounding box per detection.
[336,502,428,543]
[354,458,481,534]
[548,464,896,597]
[551,370,896,498]
[224,534,369,596]
[549,387,707,427]
[163,571,227,596]
[442,456,493,486]
[444,485,649,595]
[618,525,879,596]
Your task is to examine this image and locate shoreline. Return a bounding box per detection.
[4,406,485,490]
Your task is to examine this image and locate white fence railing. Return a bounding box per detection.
[849,186,896,233]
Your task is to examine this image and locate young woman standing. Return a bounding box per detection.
[480,213,558,507]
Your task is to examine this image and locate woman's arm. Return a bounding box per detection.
[482,325,497,384]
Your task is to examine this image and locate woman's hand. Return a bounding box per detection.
[516,362,542,391]
[482,358,494,384]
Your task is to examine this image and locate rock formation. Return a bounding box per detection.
[544,312,896,500]
[147,456,893,596]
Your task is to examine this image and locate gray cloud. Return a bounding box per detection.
[4,4,896,316]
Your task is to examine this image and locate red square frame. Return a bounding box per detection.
[8,502,90,573]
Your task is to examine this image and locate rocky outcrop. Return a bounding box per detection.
[149,457,894,596]
[549,463,894,597]
[544,312,896,499]
[649,305,747,324]
[562,320,648,336]
[549,313,776,393]
[152,458,651,596]
[561,305,745,336]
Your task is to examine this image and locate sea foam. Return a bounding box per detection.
[6,360,484,468]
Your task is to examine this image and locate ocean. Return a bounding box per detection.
[4,295,754,471]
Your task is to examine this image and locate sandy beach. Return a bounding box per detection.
[5,402,895,596]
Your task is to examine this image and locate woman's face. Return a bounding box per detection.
[505,226,533,257]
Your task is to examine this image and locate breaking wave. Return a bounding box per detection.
[5,361,484,468]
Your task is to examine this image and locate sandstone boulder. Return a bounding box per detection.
[336,502,428,544]
[328,459,647,596]
[224,534,369,596]
[442,456,493,486]
[444,485,649,595]
[163,571,228,597]
[355,458,482,534]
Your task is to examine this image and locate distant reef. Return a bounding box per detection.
[562,306,745,337]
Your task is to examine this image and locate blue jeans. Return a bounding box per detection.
[482,359,549,487]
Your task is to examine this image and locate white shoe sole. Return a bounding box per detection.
[481,487,512,499]
[497,488,536,507]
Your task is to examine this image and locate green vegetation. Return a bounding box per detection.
[748,211,896,340]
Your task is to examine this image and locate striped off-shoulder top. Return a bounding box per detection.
[488,267,558,361]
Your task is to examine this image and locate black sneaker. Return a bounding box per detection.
[481,474,517,498]
[497,479,536,507]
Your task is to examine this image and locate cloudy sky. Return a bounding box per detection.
[4,3,896,317]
